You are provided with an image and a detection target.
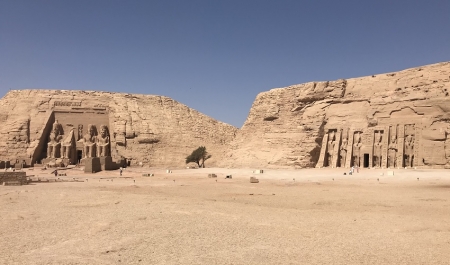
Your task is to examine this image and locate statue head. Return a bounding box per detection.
[329,130,335,141]
[375,131,382,142]
[88,124,95,136]
[52,120,60,135]
[391,135,396,143]
[406,134,412,141]
[354,132,361,143]
[100,125,108,138]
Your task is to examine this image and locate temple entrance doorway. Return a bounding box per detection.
[77,150,82,164]
[363,153,369,168]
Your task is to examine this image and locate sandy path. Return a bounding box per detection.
[1,167,449,264]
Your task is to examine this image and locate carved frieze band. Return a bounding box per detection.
[54,101,82,107]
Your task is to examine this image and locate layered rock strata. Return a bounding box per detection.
[220,61,450,169]
[0,90,237,167]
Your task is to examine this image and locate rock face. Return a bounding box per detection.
[220,61,450,169]
[0,90,237,168]
[2,62,450,170]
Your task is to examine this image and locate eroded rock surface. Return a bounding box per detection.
[0,90,237,167]
[220,61,450,169]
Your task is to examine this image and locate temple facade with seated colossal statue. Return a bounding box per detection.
[34,103,119,172]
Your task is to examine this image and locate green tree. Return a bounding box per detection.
[185,146,212,168]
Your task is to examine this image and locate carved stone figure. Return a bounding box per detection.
[326,131,336,167]
[445,125,450,164]
[96,125,110,157]
[339,134,348,167]
[47,120,63,158]
[77,124,83,141]
[352,132,362,167]
[61,128,75,159]
[404,134,414,167]
[83,124,97,158]
[373,131,383,167]
[388,136,397,168]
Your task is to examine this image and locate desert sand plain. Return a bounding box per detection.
[1,167,450,265]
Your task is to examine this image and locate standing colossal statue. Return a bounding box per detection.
[339,136,348,167]
[388,136,397,168]
[327,131,336,167]
[352,132,362,167]
[404,134,414,167]
[373,131,383,168]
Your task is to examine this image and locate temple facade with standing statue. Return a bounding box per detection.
[315,124,427,169]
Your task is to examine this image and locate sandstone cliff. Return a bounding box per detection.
[0,90,237,168]
[220,61,450,168]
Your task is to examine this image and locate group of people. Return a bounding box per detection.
[349,165,359,175]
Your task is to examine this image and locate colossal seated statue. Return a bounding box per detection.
[83,124,97,158]
[47,120,63,158]
[96,125,110,157]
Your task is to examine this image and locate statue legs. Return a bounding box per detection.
[98,145,104,157]
[353,156,359,167]
[47,144,60,158]
[340,151,346,167]
[374,156,381,167]
[84,144,96,158]
[84,145,93,158]
[62,145,71,159]
[97,144,110,157]
[47,146,53,158]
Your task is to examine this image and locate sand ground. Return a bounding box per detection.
[1,167,450,265]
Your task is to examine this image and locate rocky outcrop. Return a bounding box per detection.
[2,61,450,170]
[220,61,450,168]
[0,90,237,167]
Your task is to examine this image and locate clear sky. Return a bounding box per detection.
[1,0,449,128]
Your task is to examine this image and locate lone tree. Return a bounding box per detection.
[185,146,211,168]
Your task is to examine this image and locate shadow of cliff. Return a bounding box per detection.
[308,120,326,167]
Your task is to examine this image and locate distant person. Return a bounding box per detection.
[54,169,58,177]
[120,167,123,176]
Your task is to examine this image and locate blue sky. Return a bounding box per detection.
[1,0,449,128]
